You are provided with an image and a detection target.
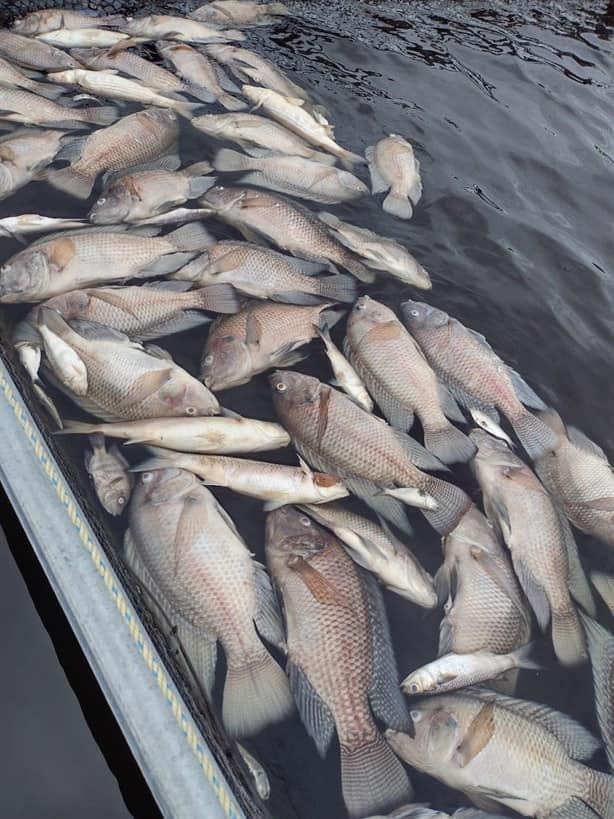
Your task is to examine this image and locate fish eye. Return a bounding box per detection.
[299,516,311,527]
[185,406,197,415]
[409,683,420,694]
[410,309,419,317]
[356,302,367,311]
[142,472,153,483]
[203,354,214,365]
[1,264,10,273]
[97,197,106,205]
[117,496,126,506]
[410,709,423,722]
[275,382,287,392]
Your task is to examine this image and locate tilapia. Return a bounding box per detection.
[318,212,432,289]
[201,301,339,390]
[401,644,540,696]
[535,409,614,548]
[46,108,180,200]
[387,689,613,818]
[242,85,364,167]
[270,370,472,535]
[134,449,348,508]
[13,9,126,35]
[471,429,589,667]
[316,323,373,412]
[172,240,356,304]
[57,415,290,454]
[191,1,289,25]
[436,505,532,658]
[299,502,437,607]
[36,29,134,49]
[402,301,556,460]
[345,297,475,464]
[126,468,293,736]
[124,14,245,43]
[0,87,117,130]
[591,571,614,616]
[581,612,614,772]
[366,135,422,220]
[158,42,245,111]
[85,432,133,515]
[89,162,214,223]
[0,128,67,201]
[46,69,201,118]
[73,47,213,103]
[0,30,81,71]
[0,215,85,236]
[0,56,63,99]
[201,186,372,281]
[265,506,413,817]
[38,309,219,421]
[213,149,368,203]
[0,223,210,303]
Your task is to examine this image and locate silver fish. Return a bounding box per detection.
[0,30,81,71]
[124,14,245,43]
[0,56,63,99]
[36,29,134,49]
[316,323,373,413]
[366,134,422,220]
[190,1,289,26]
[0,215,85,236]
[13,9,126,35]
[0,87,117,130]
[157,41,245,111]
[85,432,133,515]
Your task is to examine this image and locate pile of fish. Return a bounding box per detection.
[0,4,613,819]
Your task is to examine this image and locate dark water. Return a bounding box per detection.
[1,1,614,817]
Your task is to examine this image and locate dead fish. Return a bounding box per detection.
[38,308,219,421]
[13,9,126,35]
[206,43,313,104]
[436,505,532,658]
[0,223,210,303]
[36,29,135,49]
[85,432,133,515]
[135,207,214,227]
[580,612,614,773]
[0,128,67,201]
[236,744,270,800]
[157,42,245,111]
[200,301,339,390]
[299,502,437,607]
[133,449,348,508]
[0,56,64,99]
[591,572,614,616]
[0,87,117,130]
[201,186,372,282]
[318,212,432,289]
[0,30,81,71]
[213,148,368,203]
[0,215,85,236]
[534,409,614,548]
[126,468,293,736]
[124,15,245,43]
[46,69,201,118]
[192,113,338,164]
[172,240,356,304]
[57,415,290,454]
[270,369,472,536]
[471,429,589,667]
[242,85,364,168]
[190,1,289,25]
[37,310,88,395]
[46,108,180,200]
[265,506,413,817]
[402,301,556,460]
[89,161,214,224]
[401,644,540,696]
[366,134,422,220]
[316,323,373,413]
[386,689,612,818]
[73,46,213,103]
[364,807,501,819]
[345,297,476,464]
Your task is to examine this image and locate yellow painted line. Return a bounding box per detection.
[0,373,244,819]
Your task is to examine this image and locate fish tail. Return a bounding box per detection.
[55,419,100,436]
[45,166,94,200]
[422,476,472,536]
[167,222,213,252]
[339,732,413,818]
[423,423,477,465]
[382,190,413,220]
[586,769,614,817]
[580,612,614,771]
[213,148,252,173]
[181,81,216,104]
[172,100,202,119]
[30,80,65,101]
[509,641,542,671]
[81,105,119,126]
[315,272,357,304]
[551,603,587,667]
[510,407,557,460]
[335,147,368,171]
[218,91,248,112]
[194,283,241,314]
[223,647,294,737]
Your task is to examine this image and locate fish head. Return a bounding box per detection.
[269,369,321,419]
[265,505,330,575]
[201,332,252,390]
[158,372,220,416]
[402,668,439,696]
[202,185,246,215]
[470,428,517,468]
[402,300,448,332]
[0,162,16,199]
[89,185,132,224]
[85,450,133,516]
[387,701,460,770]
[192,115,230,139]
[136,466,197,505]
[204,44,234,62]
[0,249,50,303]
[241,84,265,105]
[12,12,46,35]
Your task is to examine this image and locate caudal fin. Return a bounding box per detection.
[223,648,294,737]
[213,148,252,173]
[422,476,472,536]
[167,222,213,252]
[423,423,477,465]
[45,166,94,200]
[82,105,119,126]
[510,407,557,460]
[382,191,413,220]
[171,100,202,119]
[315,273,357,304]
[551,604,587,667]
[586,769,614,817]
[580,612,614,771]
[340,732,413,818]
[55,419,101,436]
[194,283,241,314]
[30,80,65,101]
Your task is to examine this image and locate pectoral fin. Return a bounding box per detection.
[287,555,341,606]
[454,702,495,767]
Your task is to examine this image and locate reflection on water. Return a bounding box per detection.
[0,1,613,817]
